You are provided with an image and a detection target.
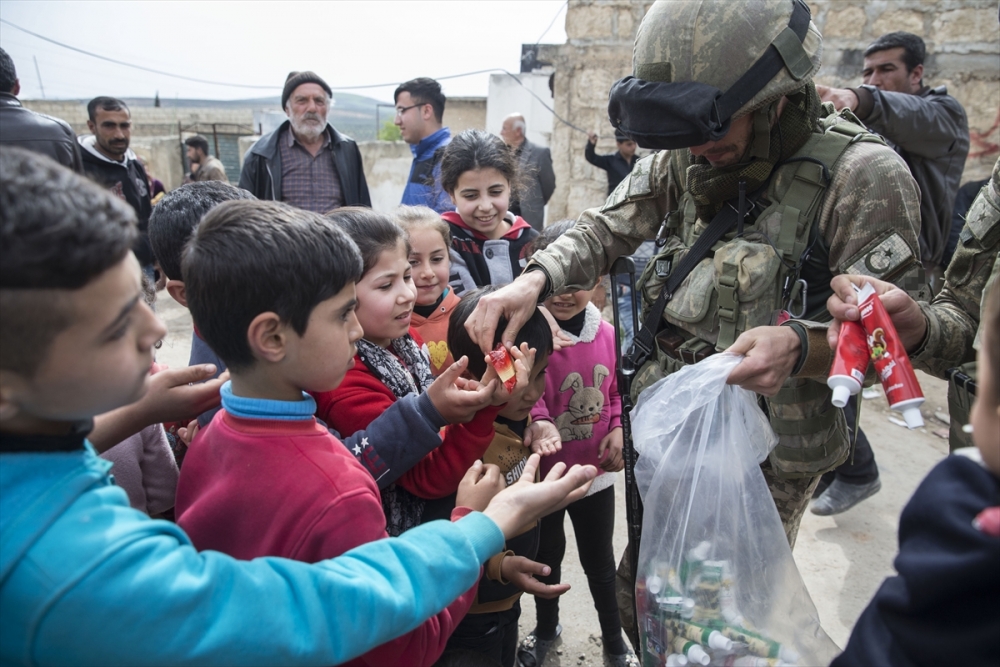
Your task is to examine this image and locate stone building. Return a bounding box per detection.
[542,0,1000,222]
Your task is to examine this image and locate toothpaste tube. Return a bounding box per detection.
[659,595,696,619]
[488,343,517,392]
[672,638,710,666]
[856,282,925,428]
[717,626,793,661]
[666,654,690,667]
[828,318,869,408]
[668,620,734,651]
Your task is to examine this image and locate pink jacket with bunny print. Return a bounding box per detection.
[530,304,622,480]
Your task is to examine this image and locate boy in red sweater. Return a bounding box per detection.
[174,200,503,667]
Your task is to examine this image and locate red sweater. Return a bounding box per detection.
[313,348,501,500]
[175,410,475,666]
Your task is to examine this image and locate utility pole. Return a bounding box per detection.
[33,56,45,99]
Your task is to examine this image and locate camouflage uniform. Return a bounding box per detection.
[530,126,922,536]
[911,156,1000,449]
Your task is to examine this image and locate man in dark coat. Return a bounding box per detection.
[501,113,555,231]
[239,71,370,212]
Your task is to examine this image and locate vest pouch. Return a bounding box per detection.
[711,237,784,349]
[630,349,689,405]
[766,377,851,478]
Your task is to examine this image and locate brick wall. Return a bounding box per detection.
[546,0,999,221]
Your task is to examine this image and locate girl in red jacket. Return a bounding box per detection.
[314,207,526,536]
[397,205,460,377]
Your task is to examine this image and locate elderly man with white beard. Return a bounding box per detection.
[239,71,371,212]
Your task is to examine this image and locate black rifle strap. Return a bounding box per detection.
[630,202,740,367]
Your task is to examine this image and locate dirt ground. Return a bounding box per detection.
[153,294,954,667]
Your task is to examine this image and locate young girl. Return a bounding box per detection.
[313,207,509,536]
[520,221,637,667]
[396,205,460,376]
[440,129,538,296]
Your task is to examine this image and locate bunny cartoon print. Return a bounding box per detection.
[555,364,610,440]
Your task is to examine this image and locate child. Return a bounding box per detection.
[444,287,562,667]
[148,183,476,488]
[0,148,598,665]
[517,221,635,667]
[98,272,179,517]
[315,207,515,535]
[831,277,1000,666]
[175,200,494,666]
[397,204,461,375]
[440,129,539,296]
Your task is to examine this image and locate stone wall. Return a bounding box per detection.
[546,0,1000,222]
[444,97,488,135]
[20,100,255,137]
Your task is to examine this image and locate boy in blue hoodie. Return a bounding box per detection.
[0,147,596,666]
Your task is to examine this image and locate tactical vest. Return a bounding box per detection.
[632,107,892,478]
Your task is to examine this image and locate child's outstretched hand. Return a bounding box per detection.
[538,305,576,352]
[597,426,624,472]
[426,356,498,424]
[482,454,596,540]
[457,460,505,512]
[524,420,562,456]
[500,555,571,599]
[483,343,536,406]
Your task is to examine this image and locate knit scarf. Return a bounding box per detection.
[686,84,821,221]
[356,334,435,537]
[356,335,434,400]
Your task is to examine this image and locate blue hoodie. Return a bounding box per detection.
[0,444,503,666]
[401,127,452,214]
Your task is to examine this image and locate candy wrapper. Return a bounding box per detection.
[488,344,517,393]
[631,354,839,667]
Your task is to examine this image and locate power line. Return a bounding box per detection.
[534,1,568,45]
[0,19,280,90]
[1,17,589,134]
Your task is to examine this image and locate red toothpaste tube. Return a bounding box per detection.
[828,319,869,408]
[856,282,925,428]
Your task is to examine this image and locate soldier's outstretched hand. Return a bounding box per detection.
[826,275,925,352]
[466,271,548,354]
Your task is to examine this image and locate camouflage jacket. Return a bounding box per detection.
[528,122,922,370]
[913,157,1000,379]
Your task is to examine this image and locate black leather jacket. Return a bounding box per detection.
[0,93,83,173]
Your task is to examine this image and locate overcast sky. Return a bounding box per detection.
[0,1,569,103]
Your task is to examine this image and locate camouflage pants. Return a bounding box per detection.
[616,461,821,651]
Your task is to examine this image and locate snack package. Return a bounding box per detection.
[488,343,517,393]
[631,354,839,667]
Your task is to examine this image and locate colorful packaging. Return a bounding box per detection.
[672,637,710,666]
[827,319,869,408]
[488,343,517,392]
[856,282,925,428]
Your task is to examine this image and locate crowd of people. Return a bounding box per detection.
[0,1,997,666]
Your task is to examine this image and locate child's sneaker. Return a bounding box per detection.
[516,624,561,667]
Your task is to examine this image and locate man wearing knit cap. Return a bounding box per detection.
[239,71,371,212]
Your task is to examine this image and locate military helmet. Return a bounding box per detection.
[634,0,822,120]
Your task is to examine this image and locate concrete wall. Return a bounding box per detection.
[545,0,1000,222]
[444,97,487,135]
[20,100,254,137]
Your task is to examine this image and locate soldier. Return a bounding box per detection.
[464,0,923,647]
[826,156,1000,452]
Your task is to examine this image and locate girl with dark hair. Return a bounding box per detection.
[440,129,538,296]
[314,207,509,538]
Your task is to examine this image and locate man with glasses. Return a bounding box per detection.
[239,71,371,212]
[395,77,453,214]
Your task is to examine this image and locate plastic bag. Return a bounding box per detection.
[631,354,838,667]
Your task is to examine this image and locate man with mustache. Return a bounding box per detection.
[79,96,154,278]
[240,71,371,212]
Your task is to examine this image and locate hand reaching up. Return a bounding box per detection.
[456,460,505,512]
[524,419,562,456]
[426,356,498,424]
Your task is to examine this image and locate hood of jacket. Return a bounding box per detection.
[441,211,533,241]
[77,134,138,165]
[0,446,112,584]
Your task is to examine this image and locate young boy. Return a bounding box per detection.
[176,199,497,666]
[0,148,597,666]
[831,277,1000,666]
[444,288,566,667]
[148,182,488,488]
